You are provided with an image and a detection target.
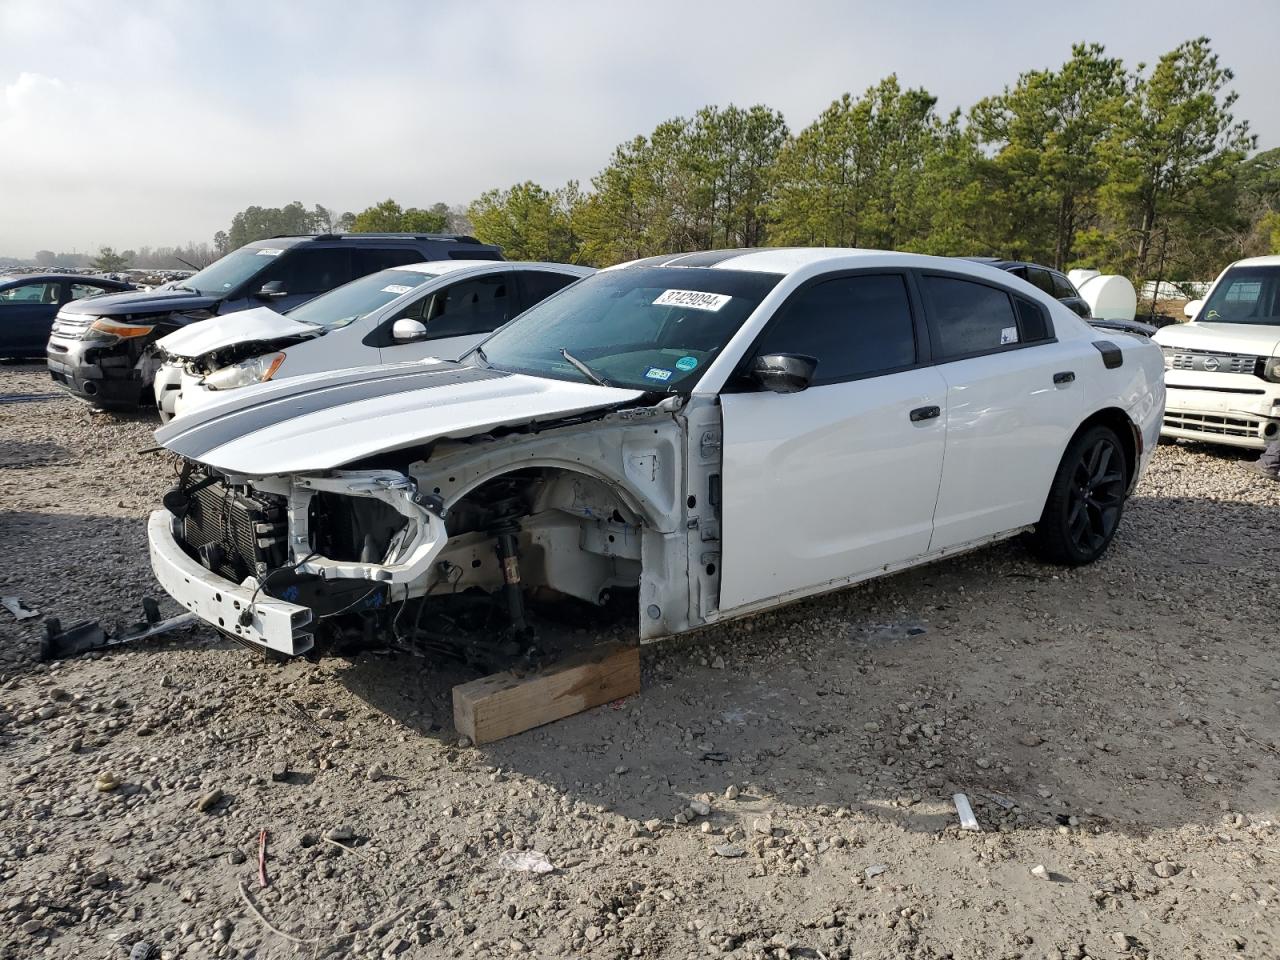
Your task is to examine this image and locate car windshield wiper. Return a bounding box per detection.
[560,348,611,387]
[173,284,198,293]
[471,345,490,367]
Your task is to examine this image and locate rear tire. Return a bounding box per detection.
[1031,424,1128,566]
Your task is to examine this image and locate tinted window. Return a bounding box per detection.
[1026,267,1055,295]
[258,248,353,296]
[923,276,1020,358]
[519,270,578,307]
[353,248,423,274]
[1014,297,1051,342]
[1198,267,1280,325]
[1051,273,1078,300]
[755,274,916,384]
[409,274,511,338]
[0,282,59,304]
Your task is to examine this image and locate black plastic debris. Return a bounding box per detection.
[41,597,196,660]
[2,596,39,621]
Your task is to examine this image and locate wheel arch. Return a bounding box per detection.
[1072,406,1141,492]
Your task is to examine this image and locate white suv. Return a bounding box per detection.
[1154,255,1280,449]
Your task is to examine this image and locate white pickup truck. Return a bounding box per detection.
[1154,255,1280,449]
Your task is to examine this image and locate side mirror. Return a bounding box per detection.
[391,318,428,343]
[1183,299,1203,319]
[256,280,287,300]
[751,353,817,394]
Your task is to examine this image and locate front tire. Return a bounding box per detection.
[1031,424,1128,566]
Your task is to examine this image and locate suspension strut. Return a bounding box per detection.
[491,517,531,638]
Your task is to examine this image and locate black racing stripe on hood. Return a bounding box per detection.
[161,364,508,461]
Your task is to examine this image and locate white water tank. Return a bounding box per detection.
[1077,274,1137,322]
[1068,268,1100,288]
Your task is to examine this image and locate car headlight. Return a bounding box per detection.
[1263,357,1280,383]
[203,352,286,391]
[84,318,155,342]
[1160,345,1176,370]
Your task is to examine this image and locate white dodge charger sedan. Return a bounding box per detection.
[146,249,1165,657]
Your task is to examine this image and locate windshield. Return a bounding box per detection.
[474,266,781,391]
[286,268,435,329]
[1198,266,1280,325]
[179,245,290,296]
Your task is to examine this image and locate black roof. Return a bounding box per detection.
[265,232,486,244]
[0,272,132,286]
[962,256,1062,273]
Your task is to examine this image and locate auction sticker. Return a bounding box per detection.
[653,289,731,312]
[675,356,698,372]
[645,367,673,382]
[255,248,284,257]
[1000,326,1019,345]
[381,284,414,295]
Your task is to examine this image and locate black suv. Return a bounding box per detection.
[46,233,503,410]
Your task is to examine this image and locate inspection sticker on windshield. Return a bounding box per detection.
[381,284,414,295]
[645,367,673,382]
[675,356,698,372]
[1000,326,1019,345]
[255,248,284,257]
[653,289,731,312]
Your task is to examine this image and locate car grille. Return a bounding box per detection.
[174,474,288,583]
[1168,349,1264,376]
[1162,410,1263,439]
[50,312,93,340]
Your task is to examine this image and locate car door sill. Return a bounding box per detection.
[699,525,1035,629]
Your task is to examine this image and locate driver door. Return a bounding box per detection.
[718,272,948,611]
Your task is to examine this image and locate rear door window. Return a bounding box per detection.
[1050,273,1079,300]
[922,275,1022,359]
[753,274,917,385]
[1026,267,1056,296]
[69,282,114,301]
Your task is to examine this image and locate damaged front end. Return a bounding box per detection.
[150,463,448,656]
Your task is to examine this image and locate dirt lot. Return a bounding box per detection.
[2,362,1279,960]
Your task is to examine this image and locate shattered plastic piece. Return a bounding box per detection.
[987,793,1016,810]
[864,864,888,879]
[953,793,981,832]
[41,597,195,660]
[496,850,554,874]
[1,596,39,621]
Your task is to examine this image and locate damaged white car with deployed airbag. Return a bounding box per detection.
[147,249,1164,659]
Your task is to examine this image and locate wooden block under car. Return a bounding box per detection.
[452,641,640,745]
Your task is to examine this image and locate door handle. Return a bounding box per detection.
[909,405,941,422]
[1053,371,1075,385]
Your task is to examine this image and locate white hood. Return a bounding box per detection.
[1154,321,1280,357]
[155,307,320,359]
[154,360,645,476]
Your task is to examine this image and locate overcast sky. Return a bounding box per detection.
[1,0,1276,257]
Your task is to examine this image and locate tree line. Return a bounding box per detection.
[464,37,1276,285]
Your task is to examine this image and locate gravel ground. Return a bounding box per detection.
[2,361,1279,960]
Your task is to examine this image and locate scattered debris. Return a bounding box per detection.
[195,789,224,812]
[257,829,269,888]
[1,596,39,621]
[953,793,981,832]
[1030,864,1049,880]
[496,849,555,873]
[864,864,888,880]
[41,597,195,660]
[95,772,121,792]
[128,942,154,960]
[986,793,1016,810]
[713,843,746,858]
